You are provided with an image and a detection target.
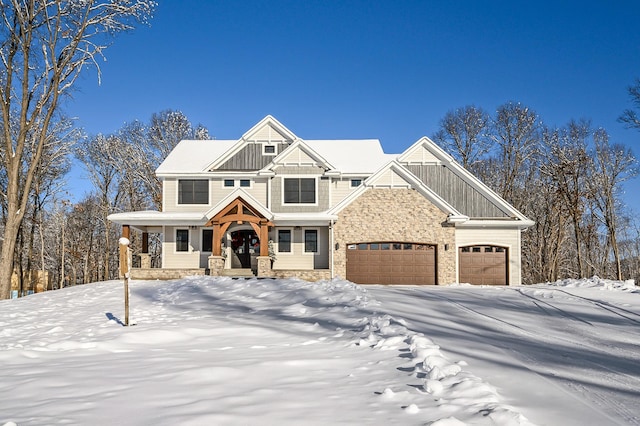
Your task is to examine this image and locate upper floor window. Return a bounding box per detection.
[284,178,316,204]
[240,179,251,188]
[263,145,276,155]
[351,179,362,187]
[178,179,208,204]
[223,179,234,187]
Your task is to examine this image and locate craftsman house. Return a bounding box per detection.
[108,116,534,285]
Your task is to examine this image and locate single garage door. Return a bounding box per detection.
[346,242,436,285]
[459,245,508,285]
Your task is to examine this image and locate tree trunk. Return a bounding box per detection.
[0,215,21,299]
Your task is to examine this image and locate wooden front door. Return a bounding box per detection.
[231,230,259,268]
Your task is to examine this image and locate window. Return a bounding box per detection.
[178,180,208,204]
[240,179,251,188]
[350,179,362,187]
[284,178,316,204]
[264,145,276,154]
[278,230,291,253]
[202,229,213,252]
[176,229,189,252]
[224,179,234,187]
[305,230,318,253]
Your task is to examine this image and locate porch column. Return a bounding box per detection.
[259,220,269,257]
[212,222,221,256]
[122,225,130,240]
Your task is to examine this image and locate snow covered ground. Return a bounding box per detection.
[0,276,638,425]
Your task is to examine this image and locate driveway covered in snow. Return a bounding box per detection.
[368,279,640,426]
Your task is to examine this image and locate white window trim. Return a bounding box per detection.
[262,144,277,156]
[303,227,319,254]
[281,176,319,206]
[176,179,211,206]
[175,228,191,254]
[221,179,253,189]
[277,228,294,255]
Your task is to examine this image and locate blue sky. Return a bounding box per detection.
[65,1,640,210]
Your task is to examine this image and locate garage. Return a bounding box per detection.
[346,242,436,285]
[458,245,508,285]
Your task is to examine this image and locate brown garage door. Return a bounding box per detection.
[459,245,508,285]
[346,242,436,285]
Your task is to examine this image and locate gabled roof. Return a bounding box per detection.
[328,160,466,220]
[157,116,398,176]
[398,137,533,224]
[204,188,273,221]
[241,114,298,142]
[205,116,299,172]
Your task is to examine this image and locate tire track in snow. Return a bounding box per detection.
[544,288,640,325]
[429,288,640,426]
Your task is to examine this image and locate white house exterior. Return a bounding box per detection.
[108,116,534,285]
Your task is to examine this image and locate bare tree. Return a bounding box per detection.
[116,110,210,210]
[432,105,490,170]
[541,120,592,277]
[619,78,640,130]
[588,129,638,280]
[0,0,155,299]
[490,102,541,204]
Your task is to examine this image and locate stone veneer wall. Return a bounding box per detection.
[269,269,332,281]
[333,188,456,285]
[130,268,206,280]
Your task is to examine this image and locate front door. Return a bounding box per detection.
[231,230,259,268]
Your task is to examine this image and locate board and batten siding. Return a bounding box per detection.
[216,142,288,171]
[455,227,522,285]
[270,227,329,270]
[405,164,510,218]
[162,226,201,269]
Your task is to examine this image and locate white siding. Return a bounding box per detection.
[279,146,316,165]
[163,178,213,213]
[162,226,202,269]
[455,227,522,285]
[403,144,441,164]
[371,168,411,188]
[210,178,268,206]
[270,227,329,270]
[331,179,358,206]
[249,123,290,142]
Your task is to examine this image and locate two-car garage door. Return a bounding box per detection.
[346,242,436,285]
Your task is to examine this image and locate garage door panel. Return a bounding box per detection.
[347,242,436,285]
[459,245,507,285]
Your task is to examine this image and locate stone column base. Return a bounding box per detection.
[139,253,151,269]
[257,256,273,277]
[208,256,225,276]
